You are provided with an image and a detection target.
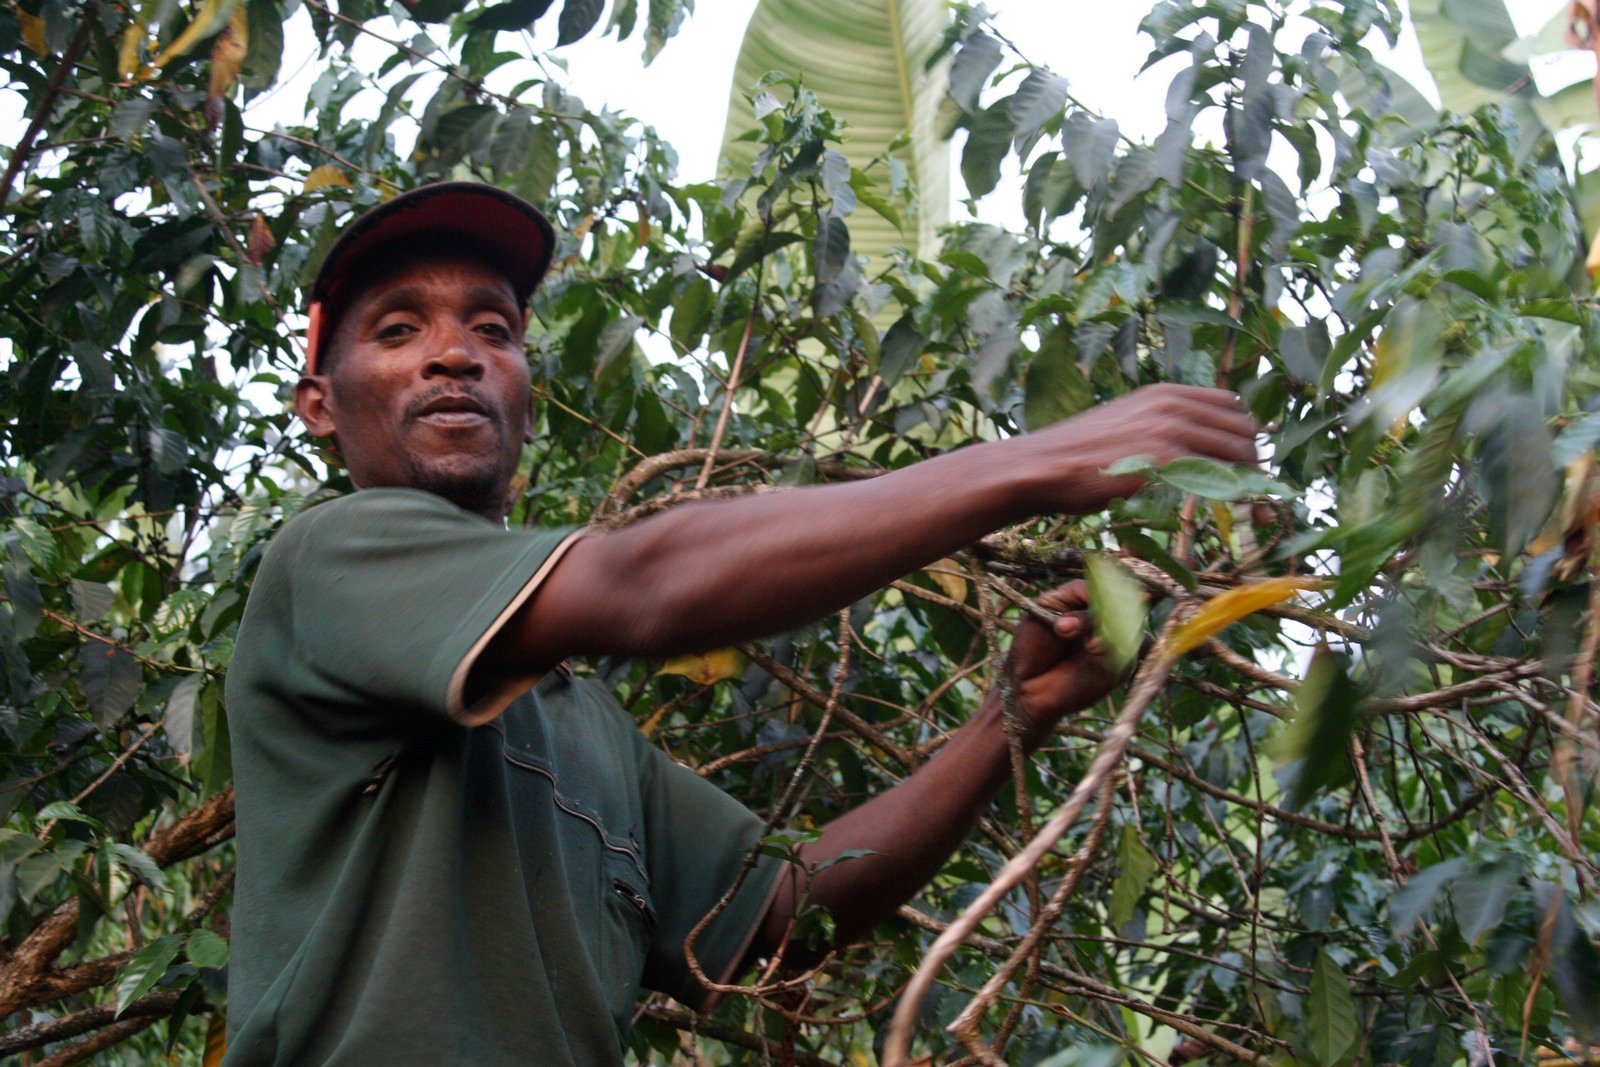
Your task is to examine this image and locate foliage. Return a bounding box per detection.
[3,0,1600,1064]
[717,0,951,264]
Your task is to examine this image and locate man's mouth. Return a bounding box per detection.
[409,391,495,429]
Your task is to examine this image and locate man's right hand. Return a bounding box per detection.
[1012,383,1259,515]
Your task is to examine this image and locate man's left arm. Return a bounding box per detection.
[744,580,1119,966]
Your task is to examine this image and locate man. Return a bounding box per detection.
[223,182,1257,1065]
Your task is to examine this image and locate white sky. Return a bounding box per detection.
[0,2,1588,220]
[541,0,1587,186]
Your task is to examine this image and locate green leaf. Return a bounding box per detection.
[424,103,498,168]
[1454,857,1520,945]
[37,800,101,828]
[1084,554,1146,673]
[1279,323,1331,383]
[1109,823,1157,927]
[1022,325,1093,430]
[1555,412,1600,466]
[1543,889,1600,1045]
[193,682,233,797]
[11,517,58,572]
[1102,455,1157,477]
[1389,858,1467,935]
[1308,948,1359,1066]
[1007,69,1068,142]
[669,279,715,354]
[1273,646,1364,809]
[727,230,805,280]
[643,0,686,62]
[69,580,115,623]
[2,562,42,639]
[1116,530,1197,593]
[78,643,143,729]
[186,928,230,970]
[164,675,202,758]
[1409,0,1530,113]
[1481,394,1558,559]
[1062,111,1119,188]
[241,0,285,89]
[948,33,1002,112]
[507,121,560,205]
[878,315,925,387]
[470,0,555,31]
[115,933,183,1017]
[1106,147,1157,218]
[594,315,643,379]
[555,0,604,44]
[1034,1048,1125,1067]
[961,104,1013,199]
[811,847,877,874]
[1155,458,1286,501]
[1530,78,1598,133]
[17,842,86,902]
[111,843,168,892]
[814,216,850,284]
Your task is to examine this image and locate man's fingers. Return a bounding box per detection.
[1052,609,1090,640]
[1177,424,1260,467]
[1143,383,1249,409]
[1180,400,1258,441]
[1036,580,1089,613]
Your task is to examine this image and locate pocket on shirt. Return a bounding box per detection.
[600,852,656,1030]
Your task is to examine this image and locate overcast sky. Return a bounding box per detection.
[541,0,1586,188]
[0,1,1589,222]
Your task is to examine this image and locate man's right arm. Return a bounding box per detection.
[480,383,1255,674]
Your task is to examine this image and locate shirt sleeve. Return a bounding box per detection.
[636,739,784,1012]
[276,488,581,727]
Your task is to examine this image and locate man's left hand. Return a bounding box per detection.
[1006,579,1121,746]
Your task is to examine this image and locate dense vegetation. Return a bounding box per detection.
[3,0,1600,1062]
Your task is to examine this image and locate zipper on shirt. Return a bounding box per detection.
[613,878,656,933]
[360,752,398,796]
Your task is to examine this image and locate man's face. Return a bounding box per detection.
[295,255,532,520]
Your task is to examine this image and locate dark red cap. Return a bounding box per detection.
[304,181,556,374]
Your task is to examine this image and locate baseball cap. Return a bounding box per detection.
[304,181,557,374]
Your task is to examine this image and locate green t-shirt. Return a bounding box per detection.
[223,488,781,1066]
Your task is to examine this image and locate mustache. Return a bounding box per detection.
[403,385,498,423]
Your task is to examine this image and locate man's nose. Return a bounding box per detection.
[423,325,484,380]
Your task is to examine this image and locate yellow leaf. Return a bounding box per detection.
[1161,577,1326,658]
[302,165,351,194]
[1368,330,1413,437]
[202,1013,226,1067]
[1211,499,1233,542]
[118,24,145,78]
[148,0,238,71]
[17,9,46,55]
[924,558,967,603]
[637,703,670,738]
[207,6,248,101]
[1587,226,1600,282]
[659,648,745,687]
[1369,331,1402,390]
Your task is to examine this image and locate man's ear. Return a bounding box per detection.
[296,374,339,441]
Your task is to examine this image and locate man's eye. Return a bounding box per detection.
[477,322,513,342]
[376,322,415,341]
